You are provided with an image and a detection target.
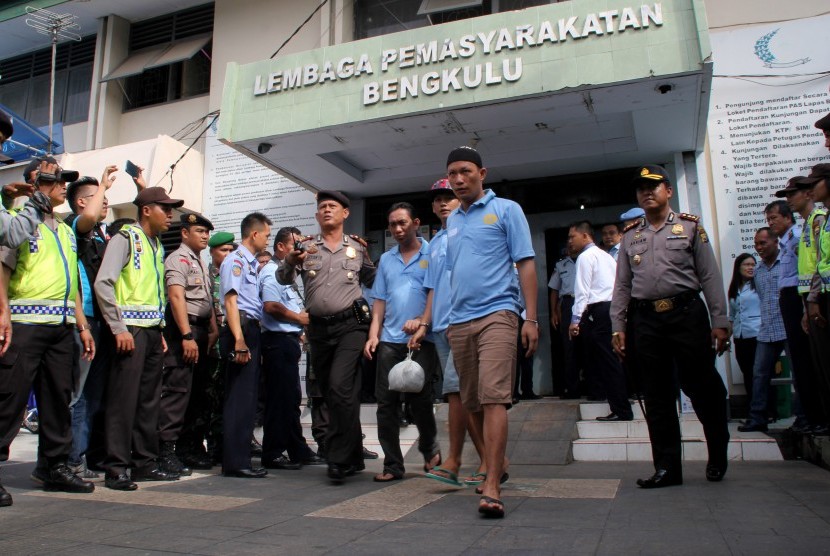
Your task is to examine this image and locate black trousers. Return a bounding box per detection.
[261,331,314,462]
[559,295,582,396]
[104,326,164,475]
[159,323,210,443]
[305,357,329,453]
[780,287,827,426]
[807,293,830,418]
[0,323,74,465]
[220,318,261,472]
[630,297,729,473]
[375,341,438,477]
[307,315,367,467]
[514,318,534,397]
[581,302,632,419]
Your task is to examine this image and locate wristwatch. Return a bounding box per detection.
[182,332,194,340]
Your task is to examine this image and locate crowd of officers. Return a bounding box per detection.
[0,107,828,513]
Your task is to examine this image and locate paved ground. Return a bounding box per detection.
[3,409,830,555]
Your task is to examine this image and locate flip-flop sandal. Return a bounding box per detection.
[478,495,505,518]
[373,472,403,482]
[423,449,442,473]
[425,466,464,487]
[463,472,487,486]
[474,472,510,494]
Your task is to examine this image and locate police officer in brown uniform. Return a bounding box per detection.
[610,165,731,489]
[280,190,375,483]
[158,213,217,476]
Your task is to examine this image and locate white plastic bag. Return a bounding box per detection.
[388,350,425,393]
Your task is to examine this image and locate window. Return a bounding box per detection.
[0,35,95,126]
[114,3,214,110]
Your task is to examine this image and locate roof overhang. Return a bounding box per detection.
[219,0,713,198]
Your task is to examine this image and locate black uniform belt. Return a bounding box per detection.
[188,315,211,328]
[309,307,353,325]
[240,312,260,326]
[631,290,699,313]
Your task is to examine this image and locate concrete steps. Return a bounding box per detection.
[572,402,783,462]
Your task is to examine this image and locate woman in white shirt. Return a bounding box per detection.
[728,253,761,414]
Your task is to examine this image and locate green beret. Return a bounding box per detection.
[208,231,236,248]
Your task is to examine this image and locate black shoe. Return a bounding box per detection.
[362,447,379,460]
[105,473,138,491]
[180,453,213,470]
[587,396,607,402]
[512,397,520,405]
[223,467,267,478]
[301,453,327,466]
[132,467,179,482]
[636,469,682,489]
[0,482,12,507]
[520,392,542,400]
[327,463,345,483]
[250,438,263,456]
[159,443,192,476]
[812,425,830,436]
[597,413,633,422]
[560,393,581,400]
[737,423,768,432]
[262,455,301,470]
[30,466,50,485]
[705,461,728,482]
[47,464,95,493]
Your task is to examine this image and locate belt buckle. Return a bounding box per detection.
[653,298,674,313]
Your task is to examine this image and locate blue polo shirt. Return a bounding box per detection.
[778,223,801,290]
[446,189,535,324]
[373,237,430,344]
[219,244,262,321]
[259,260,303,333]
[424,228,452,333]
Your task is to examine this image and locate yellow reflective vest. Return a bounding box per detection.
[114,225,165,327]
[8,216,78,325]
[797,208,826,294]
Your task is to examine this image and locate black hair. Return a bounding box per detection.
[764,200,793,222]
[66,180,98,213]
[274,226,301,250]
[601,222,622,234]
[240,212,273,239]
[387,202,417,221]
[569,220,593,235]
[728,253,756,300]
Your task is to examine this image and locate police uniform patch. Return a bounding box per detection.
[698,226,709,243]
[419,259,428,269]
[633,254,642,265]
[483,213,498,225]
[672,224,684,235]
[346,246,356,259]
[232,264,243,277]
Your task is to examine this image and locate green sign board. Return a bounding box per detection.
[220,0,709,142]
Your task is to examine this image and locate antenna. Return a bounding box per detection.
[25,6,81,154]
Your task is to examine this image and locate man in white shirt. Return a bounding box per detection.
[568,221,633,421]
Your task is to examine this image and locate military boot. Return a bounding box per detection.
[159,441,192,476]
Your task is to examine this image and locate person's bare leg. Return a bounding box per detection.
[479,403,507,501]
[433,393,467,477]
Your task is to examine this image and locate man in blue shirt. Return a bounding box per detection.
[739,227,787,432]
[549,247,583,399]
[444,146,538,518]
[219,212,271,478]
[365,202,440,482]
[766,200,823,433]
[259,227,324,469]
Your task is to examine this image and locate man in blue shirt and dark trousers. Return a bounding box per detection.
[444,146,538,518]
[365,202,440,482]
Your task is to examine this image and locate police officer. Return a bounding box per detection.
[220,212,271,478]
[158,213,216,476]
[281,190,376,483]
[0,161,96,507]
[95,187,184,491]
[548,246,582,399]
[610,165,730,488]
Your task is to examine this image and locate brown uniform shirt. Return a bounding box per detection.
[610,211,729,332]
[278,233,375,316]
[164,243,212,320]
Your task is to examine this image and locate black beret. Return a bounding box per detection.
[317,190,350,208]
[180,212,214,230]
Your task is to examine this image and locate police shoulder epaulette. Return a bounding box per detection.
[623,218,642,233]
[678,213,700,223]
[349,234,368,248]
[299,234,315,243]
[117,229,131,239]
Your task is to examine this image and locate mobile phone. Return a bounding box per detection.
[125,160,140,179]
[294,241,306,253]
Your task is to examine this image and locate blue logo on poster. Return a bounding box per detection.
[754,29,809,68]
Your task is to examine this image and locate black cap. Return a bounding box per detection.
[180,212,214,230]
[316,190,350,208]
[133,186,184,208]
[631,164,671,187]
[23,156,57,183]
[0,110,13,140]
[795,163,830,186]
[774,176,812,197]
[815,113,830,132]
[446,146,483,168]
[23,156,79,184]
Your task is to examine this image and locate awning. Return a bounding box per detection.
[100,34,211,82]
[417,0,482,15]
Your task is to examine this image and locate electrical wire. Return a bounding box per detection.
[271,0,330,59]
[153,112,220,193]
